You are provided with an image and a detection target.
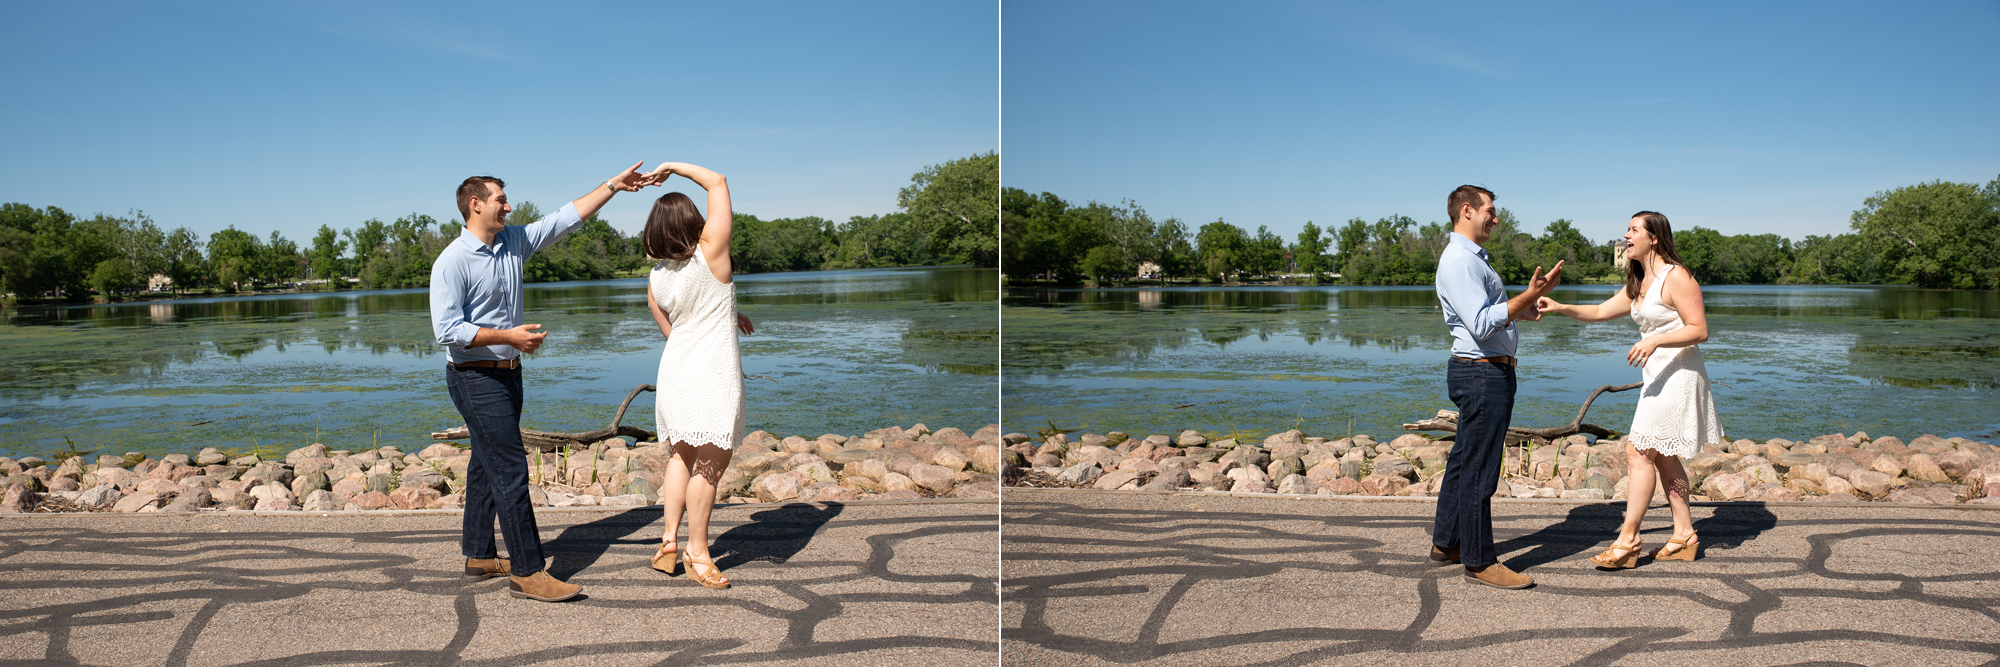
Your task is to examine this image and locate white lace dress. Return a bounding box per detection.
[1627,265,1723,457]
[648,246,745,450]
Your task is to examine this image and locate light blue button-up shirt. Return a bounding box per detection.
[1436,231,1517,359]
[429,202,586,363]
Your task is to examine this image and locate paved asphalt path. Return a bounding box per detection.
[0,499,997,666]
[1003,489,2000,667]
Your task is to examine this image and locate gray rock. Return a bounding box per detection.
[1275,474,1314,495]
[1055,462,1103,486]
[1093,470,1141,491]
[301,489,340,511]
[75,484,121,508]
[364,472,392,495]
[113,491,163,513]
[1139,467,1190,491]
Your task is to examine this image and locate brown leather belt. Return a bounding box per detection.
[1453,355,1516,367]
[448,358,521,369]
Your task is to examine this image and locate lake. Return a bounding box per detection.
[1,266,997,460]
[1002,284,1999,444]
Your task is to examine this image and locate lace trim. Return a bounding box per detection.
[1627,433,1708,456]
[659,429,738,450]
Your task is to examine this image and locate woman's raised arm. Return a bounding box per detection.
[643,162,732,280]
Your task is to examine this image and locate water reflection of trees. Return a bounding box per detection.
[2,268,997,398]
[1845,324,2000,390]
[1002,287,1453,372]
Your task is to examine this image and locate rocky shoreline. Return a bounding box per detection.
[0,424,1002,514]
[1000,429,2000,506]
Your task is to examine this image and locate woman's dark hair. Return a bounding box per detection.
[642,192,704,261]
[1624,211,1686,299]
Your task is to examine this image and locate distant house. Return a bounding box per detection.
[1612,240,1629,270]
[148,273,173,292]
[1137,261,1160,279]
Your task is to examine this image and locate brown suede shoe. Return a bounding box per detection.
[1464,562,1533,589]
[464,558,511,582]
[1428,545,1461,567]
[508,571,583,602]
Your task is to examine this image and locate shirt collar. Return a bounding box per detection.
[457,226,503,254]
[1448,232,1489,261]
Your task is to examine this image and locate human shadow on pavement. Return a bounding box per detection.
[1500,501,1781,572]
[710,503,845,571]
[1691,502,1778,550]
[543,507,659,580]
[1499,502,1625,571]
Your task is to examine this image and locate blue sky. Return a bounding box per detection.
[1003,1,2000,244]
[1,1,996,242]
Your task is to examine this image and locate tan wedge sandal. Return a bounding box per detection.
[651,541,680,575]
[1652,533,1701,562]
[1591,540,1644,569]
[685,555,731,590]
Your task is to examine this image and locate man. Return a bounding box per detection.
[1429,185,1563,589]
[431,163,647,602]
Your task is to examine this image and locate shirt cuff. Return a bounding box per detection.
[442,321,482,348]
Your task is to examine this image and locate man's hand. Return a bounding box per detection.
[608,161,647,192]
[1527,260,1566,297]
[506,324,547,353]
[736,313,755,335]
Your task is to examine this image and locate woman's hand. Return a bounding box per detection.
[1627,338,1659,367]
[1537,297,1566,318]
[737,313,755,335]
[638,164,676,187]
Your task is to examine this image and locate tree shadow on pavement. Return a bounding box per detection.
[710,503,845,572]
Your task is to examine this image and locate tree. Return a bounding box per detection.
[163,227,203,293]
[208,227,263,288]
[1080,244,1130,282]
[1293,221,1329,277]
[308,224,348,285]
[898,151,997,266]
[89,257,140,297]
[1850,178,2000,289]
[1196,219,1249,280]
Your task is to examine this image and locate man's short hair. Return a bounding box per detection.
[457,176,506,222]
[1447,185,1495,224]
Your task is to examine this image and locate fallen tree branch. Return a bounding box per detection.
[1403,382,1642,444]
[431,383,658,452]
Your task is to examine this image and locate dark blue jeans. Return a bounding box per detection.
[445,365,544,577]
[1431,357,1516,568]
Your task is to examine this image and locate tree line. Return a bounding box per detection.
[1002,174,2000,289]
[0,152,996,301]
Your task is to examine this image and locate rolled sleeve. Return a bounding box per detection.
[429,260,479,347]
[520,202,585,256]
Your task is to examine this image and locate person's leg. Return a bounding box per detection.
[1656,453,1696,546]
[658,440,694,555]
[1432,362,1477,553]
[447,368,499,562]
[1615,441,1655,547]
[461,368,544,577]
[1449,361,1511,569]
[679,443,735,585]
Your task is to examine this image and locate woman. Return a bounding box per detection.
[1537,211,1723,568]
[639,161,750,589]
